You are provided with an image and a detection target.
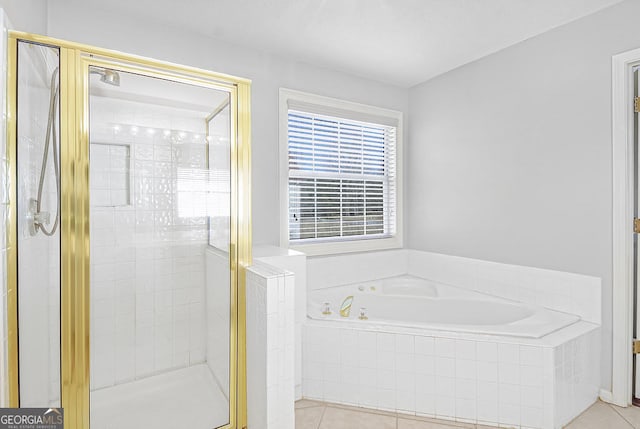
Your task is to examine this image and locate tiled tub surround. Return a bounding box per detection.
[406,251,601,325]
[307,249,601,325]
[303,249,602,428]
[302,323,600,429]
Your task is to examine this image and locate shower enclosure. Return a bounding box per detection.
[6,33,251,429]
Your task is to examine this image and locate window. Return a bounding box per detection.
[279,89,403,255]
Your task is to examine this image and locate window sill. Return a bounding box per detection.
[287,236,402,256]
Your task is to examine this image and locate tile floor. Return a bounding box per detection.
[295,399,640,429]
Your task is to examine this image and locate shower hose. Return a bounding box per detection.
[35,67,60,236]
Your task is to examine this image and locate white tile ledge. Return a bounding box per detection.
[304,318,598,348]
[247,260,292,279]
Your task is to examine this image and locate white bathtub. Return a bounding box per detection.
[308,275,579,338]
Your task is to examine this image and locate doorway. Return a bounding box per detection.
[6,32,251,429]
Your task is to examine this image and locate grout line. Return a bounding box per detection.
[324,402,396,418]
[295,402,327,410]
[608,403,638,428]
[296,405,326,411]
[316,405,328,429]
[307,400,495,429]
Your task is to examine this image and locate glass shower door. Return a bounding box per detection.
[87,66,233,429]
[15,40,62,409]
[9,32,250,429]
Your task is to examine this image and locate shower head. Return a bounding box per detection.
[100,69,120,86]
[90,68,120,86]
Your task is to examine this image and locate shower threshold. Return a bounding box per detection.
[90,364,229,429]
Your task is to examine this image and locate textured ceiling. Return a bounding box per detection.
[68,0,623,87]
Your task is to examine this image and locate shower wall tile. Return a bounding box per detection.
[307,249,409,291]
[205,248,230,397]
[89,97,209,390]
[90,143,131,207]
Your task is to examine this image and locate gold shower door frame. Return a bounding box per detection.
[6,31,252,429]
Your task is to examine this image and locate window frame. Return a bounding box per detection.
[279,88,403,256]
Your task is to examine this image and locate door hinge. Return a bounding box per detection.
[635,97,640,113]
[634,218,640,233]
[634,339,640,354]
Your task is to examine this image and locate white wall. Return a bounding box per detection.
[408,0,640,390]
[45,0,410,247]
[0,0,46,34]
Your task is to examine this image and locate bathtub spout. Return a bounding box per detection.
[340,296,354,317]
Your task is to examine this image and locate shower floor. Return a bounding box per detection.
[90,364,229,429]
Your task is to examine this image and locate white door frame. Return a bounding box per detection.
[611,47,640,407]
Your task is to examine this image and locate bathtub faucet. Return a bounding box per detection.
[340,295,354,317]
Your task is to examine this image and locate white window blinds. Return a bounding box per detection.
[287,109,397,243]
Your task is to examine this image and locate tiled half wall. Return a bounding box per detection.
[247,262,295,429]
